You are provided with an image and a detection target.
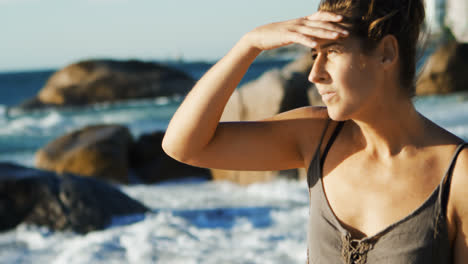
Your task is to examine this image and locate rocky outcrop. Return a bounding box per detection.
[130,131,210,183]
[211,55,320,184]
[19,59,195,109]
[220,54,321,122]
[32,56,319,185]
[35,125,210,184]
[417,41,468,95]
[35,125,134,183]
[0,162,148,233]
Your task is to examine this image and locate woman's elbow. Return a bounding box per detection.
[161,134,192,164]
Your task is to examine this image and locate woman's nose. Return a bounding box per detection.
[308,56,330,83]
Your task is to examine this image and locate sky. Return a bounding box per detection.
[1,0,319,72]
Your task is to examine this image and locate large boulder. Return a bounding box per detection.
[130,131,211,183]
[417,41,468,95]
[220,54,321,122]
[19,59,195,109]
[35,125,134,183]
[35,125,210,184]
[211,55,320,184]
[0,162,148,234]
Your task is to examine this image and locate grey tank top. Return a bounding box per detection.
[307,120,467,264]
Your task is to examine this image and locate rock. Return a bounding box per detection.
[0,162,148,233]
[221,55,321,122]
[211,55,320,184]
[417,41,468,95]
[19,59,195,109]
[36,125,210,184]
[130,131,210,183]
[35,125,134,183]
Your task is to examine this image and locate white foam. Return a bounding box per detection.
[1,179,309,264]
[0,106,7,127]
[0,101,174,152]
[154,97,170,105]
[0,110,67,136]
[38,111,64,129]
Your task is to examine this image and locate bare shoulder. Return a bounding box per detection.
[451,144,468,211]
[420,115,464,144]
[265,106,346,166]
[267,106,333,145]
[265,106,329,121]
[450,143,468,262]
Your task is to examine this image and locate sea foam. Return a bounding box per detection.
[0,179,309,264]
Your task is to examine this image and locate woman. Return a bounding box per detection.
[162,0,468,263]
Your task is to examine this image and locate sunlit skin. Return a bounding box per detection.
[309,37,382,121]
[162,11,468,262]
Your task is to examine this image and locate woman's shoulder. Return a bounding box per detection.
[268,106,330,121]
[266,106,333,141]
[271,106,347,142]
[421,116,465,146]
[267,106,342,162]
[447,136,468,257]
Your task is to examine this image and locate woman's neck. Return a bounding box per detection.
[350,96,426,160]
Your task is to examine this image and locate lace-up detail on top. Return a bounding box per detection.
[341,234,375,264]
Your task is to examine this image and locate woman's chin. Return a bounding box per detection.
[326,106,351,121]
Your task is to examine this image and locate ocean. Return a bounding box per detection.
[0,59,468,264]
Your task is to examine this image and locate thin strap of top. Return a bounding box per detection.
[439,142,468,215]
[307,119,332,187]
[315,119,331,154]
[320,121,345,170]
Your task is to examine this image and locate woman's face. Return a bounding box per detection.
[309,36,383,121]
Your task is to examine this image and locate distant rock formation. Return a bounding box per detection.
[19,59,195,109]
[417,41,468,95]
[210,54,321,184]
[35,124,134,183]
[35,125,210,184]
[0,163,148,234]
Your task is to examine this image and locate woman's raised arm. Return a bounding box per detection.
[162,12,347,171]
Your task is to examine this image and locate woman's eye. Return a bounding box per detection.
[311,54,318,60]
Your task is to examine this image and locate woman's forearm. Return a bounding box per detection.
[162,35,261,162]
[162,12,345,163]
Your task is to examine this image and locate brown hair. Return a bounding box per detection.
[318,0,425,97]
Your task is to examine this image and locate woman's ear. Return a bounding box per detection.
[378,35,399,69]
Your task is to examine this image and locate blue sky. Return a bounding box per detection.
[1,0,319,72]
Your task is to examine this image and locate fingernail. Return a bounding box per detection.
[336,15,343,19]
[342,31,349,35]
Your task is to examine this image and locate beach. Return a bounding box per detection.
[1,60,468,263]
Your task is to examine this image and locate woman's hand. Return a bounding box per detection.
[243,11,348,51]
